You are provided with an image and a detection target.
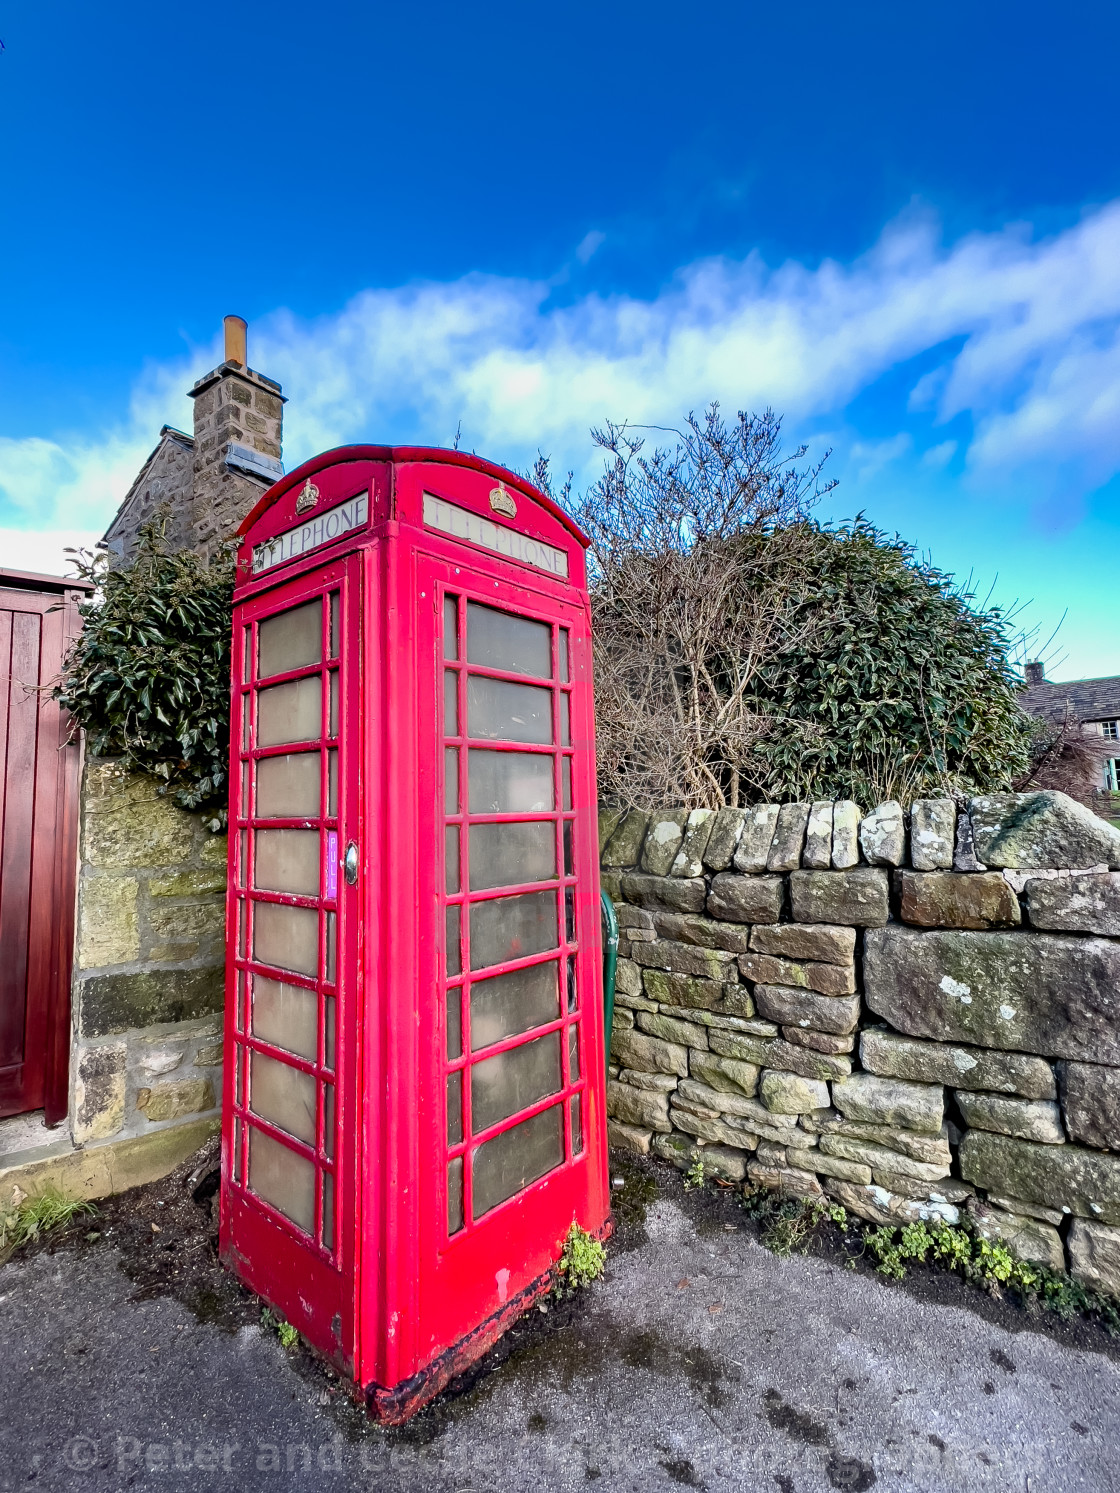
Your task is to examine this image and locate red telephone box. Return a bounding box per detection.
[220,446,609,1419]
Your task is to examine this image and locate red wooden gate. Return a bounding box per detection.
[0,570,89,1124]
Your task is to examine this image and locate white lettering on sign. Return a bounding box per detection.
[252,492,369,574]
[422,493,569,578]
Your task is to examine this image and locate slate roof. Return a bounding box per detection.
[1022,674,1120,723]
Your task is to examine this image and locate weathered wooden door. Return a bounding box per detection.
[0,571,88,1123]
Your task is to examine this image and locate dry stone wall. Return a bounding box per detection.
[600,793,1120,1296]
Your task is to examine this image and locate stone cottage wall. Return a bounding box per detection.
[70,760,227,1152]
[600,794,1120,1297]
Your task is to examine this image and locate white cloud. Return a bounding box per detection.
[847,433,912,480]
[922,439,958,468]
[6,199,1120,556]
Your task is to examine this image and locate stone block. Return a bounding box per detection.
[789,868,889,926]
[651,1131,695,1166]
[987,1194,1063,1225]
[818,1134,950,1181]
[863,926,1120,1064]
[750,922,856,963]
[650,911,751,953]
[831,801,861,869]
[703,807,747,871]
[77,876,140,968]
[602,811,650,868]
[148,900,225,948]
[631,939,738,981]
[755,1140,788,1167]
[759,1070,830,1114]
[199,832,229,867]
[134,1042,187,1076]
[747,1163,822,1199]
[642,969,728,1011]
[77,965,225,1038]
[616,903,655,930]
[613,1007,636,1031]
[781,1027,854,1056]
[618,1068,679,1092]
[753,985,861,1036]
[831,1074,944,1134]
[610,1028,689,1076]
[955,1092,1065,1144]
[672,1108,760,1151]
[707,1029,776,1066]
[800,1112,952,1165]
[149,870,227,897]
[641,811,689,875]
[636,1010,709,1050]
[802,1152,873,1185]
[960,1130,1120,1222]
[860,1028,1056,1099]
[738,951,855,996]
[689,1050,760,1098]
[608,1120,652,1156]
[73,1042,127,1143]
[607,1080,672,1132]
[825,1181,960,1227]
[677,1077,759,1117]
[1057,1062,1120,1151]
[767,802,811,872]
[614,958,644,997]
[82,763,196,869]
[859,801,905,866]
[676,1083,813,1148]
[670,809,716,877]
[620,873,707,914]
[598,808,623,854]
[970,790,1120,870]
[690,1144,751,1183]
[733,803,780,873]
[910,799,956,871]
[193,1042,224,1067]
[897,870,1020,930]
[967,1199,1066,1271]
[1026,872,1120,936]
[706,873,784,924]
[763,1039,851,1082]
[802,802,834,869]
[136,1076,215,1122]
[1068,1219,1120,1297]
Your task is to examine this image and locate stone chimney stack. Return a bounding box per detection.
[187,316,286,557]
[1024,660,1046,686]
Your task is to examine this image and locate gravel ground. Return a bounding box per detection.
[1,1146,1118,1492]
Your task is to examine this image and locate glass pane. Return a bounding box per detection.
[567,959,577,1012]
[235,1048,243,1104]
[326,911,336,984]
[324,995,336,1069]
[252,975,317,1060]
[259,600,322,679]
[446,826,460,894]
[254,829,319,896]
[329,672,339,736]
[468,749,554,814]
[239,830,247,885]
[444,671,459,735]
[448,1156,464,1235]
[242,625,251,684]
[242,693,251,749]
[445,904,461,977]
[257,677,322,748]
[444,596,458,660]
[560,693,570,747]
[467,677,552,744]
[447,1070,463,1145]
[248,1127,315,1234]
[250,1050,317,1144]
[471,1031,562,1132]
[469,821,555,892]
[329,592,340,659]
[238,901,247,958]
[561,757,571,811]
[470,890,558,971]
[256,752,321,820]
[323,1084,335,1158]
[240,760,249,814]
[570,1094,583,1156]
[466,603,552,678]
[445,748,459,814]
[322,1171,335,1249]
[447,991,462,1059]
[565,887,575,943]
[472,1105,563,1218]
[328,749,338,817]
[568,1025,580,1081]
[559,629,570,683]
[470,961,560,1049]
[563,821,574,876]
[253,901,319,977]
[234,1117,243,1181]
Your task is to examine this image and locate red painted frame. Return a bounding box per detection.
[222,447,608,1419]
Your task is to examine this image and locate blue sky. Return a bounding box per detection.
[2,1,1119,678]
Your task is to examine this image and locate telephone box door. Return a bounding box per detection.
[416,556,607,1356]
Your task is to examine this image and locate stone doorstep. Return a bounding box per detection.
[0,1110,64,1161]
[0,1116,219,1206]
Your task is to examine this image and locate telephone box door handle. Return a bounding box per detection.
[344,841,359,886]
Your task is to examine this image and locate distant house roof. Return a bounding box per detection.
[1022,674,1120,723]
[101,425,194,548]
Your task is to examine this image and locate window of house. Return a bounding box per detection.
[1105,758,1120,793]
[1101,720,1120,740]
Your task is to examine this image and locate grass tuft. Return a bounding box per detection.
[0,1189,97,1264]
